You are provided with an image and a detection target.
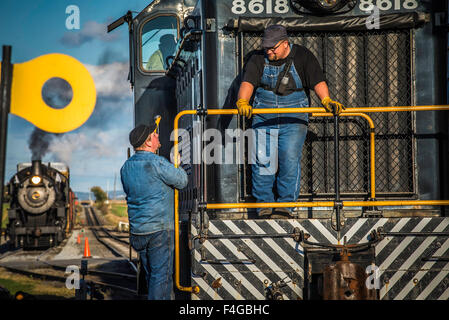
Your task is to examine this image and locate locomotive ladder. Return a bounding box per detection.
[173,105,449,294]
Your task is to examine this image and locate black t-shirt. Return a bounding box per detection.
[242,44,326,92]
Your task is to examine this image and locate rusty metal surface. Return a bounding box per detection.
[323,249,377,300]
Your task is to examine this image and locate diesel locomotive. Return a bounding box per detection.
[110,0,449,300]
[6,160,74,248]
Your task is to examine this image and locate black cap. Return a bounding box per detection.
[262,25,288,49]
[129,123,157,148]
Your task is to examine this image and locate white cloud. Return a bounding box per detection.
[48,127,130,163]
[86,62,131,98]
[60,20,121,47]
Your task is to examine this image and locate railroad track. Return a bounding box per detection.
[0,260,138,299]
[85,207,130,246]
[0,249,138,299]
[0,247,23,261]
[0,206,140,299]
[83,207,136,272]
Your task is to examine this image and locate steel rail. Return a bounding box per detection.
[0,263,137,297]
[0,248,23,261]
[173,105,449,294]
[90,209,130,246]
[85,208,137,273]
[33,257,137,280]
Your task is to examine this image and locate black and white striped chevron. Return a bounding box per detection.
[190,217,449,300]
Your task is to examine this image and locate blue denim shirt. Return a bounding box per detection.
[120,151,188,235]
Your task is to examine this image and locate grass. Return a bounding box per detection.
[2,203,9,229]
[110,203,128,218]
[0,277,34,295]
[0,267,74,299]
[102,202,128,227]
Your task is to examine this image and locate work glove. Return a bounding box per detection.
[321,97,346,115]
[236,98,253,119]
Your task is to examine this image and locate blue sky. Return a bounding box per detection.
[1,0,153,193]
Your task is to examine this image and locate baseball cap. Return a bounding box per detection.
[262,25,288,49]
[129,118,160,148]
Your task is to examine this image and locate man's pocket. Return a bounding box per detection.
[129,234,150,251]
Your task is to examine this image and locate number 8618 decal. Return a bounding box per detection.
[359,0,418,11]
[231,0,290,14]
[230,0,419,15]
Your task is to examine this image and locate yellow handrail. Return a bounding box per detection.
[173,105,449,294]
[173,110,198,294]
[206,200,449,210]
[312,112,376,199]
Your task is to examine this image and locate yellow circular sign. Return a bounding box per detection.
[7,53,97,133]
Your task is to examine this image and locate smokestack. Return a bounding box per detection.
[31,160,42,177]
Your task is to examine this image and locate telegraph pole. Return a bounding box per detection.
[0,46,13,234]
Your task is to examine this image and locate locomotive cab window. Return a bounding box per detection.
[141,15,178,72]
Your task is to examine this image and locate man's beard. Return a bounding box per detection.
[267,52,278,61]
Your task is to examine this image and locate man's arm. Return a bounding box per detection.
[314,81,345,114]
[238,81,255,101]
[236,81,255,118]
[155,158,188,189]
[314,81,330,101]
[298,46,345,114]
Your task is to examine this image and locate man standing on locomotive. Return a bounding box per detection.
[237,24,345,219]
[120,120,188,300]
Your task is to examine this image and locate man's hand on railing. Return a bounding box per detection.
[236,98,253,119]
[321,97,346,115]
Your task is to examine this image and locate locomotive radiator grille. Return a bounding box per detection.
[240,30,414,198]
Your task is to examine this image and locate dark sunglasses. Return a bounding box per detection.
[265,40,285,52]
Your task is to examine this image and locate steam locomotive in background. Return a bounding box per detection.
[110,0,449,300]
[5,160,74,248]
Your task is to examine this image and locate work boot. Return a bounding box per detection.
[271,207,293,219]
[258,208,272,218]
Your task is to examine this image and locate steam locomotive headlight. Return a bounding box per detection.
[31,176,41,185]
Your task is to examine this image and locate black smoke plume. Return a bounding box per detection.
[28,128,63,161]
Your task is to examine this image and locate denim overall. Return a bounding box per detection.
[251,51,309,212]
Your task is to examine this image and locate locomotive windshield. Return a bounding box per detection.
[141,15,178,72]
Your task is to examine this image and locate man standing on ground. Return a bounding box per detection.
[120,120,188,299]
